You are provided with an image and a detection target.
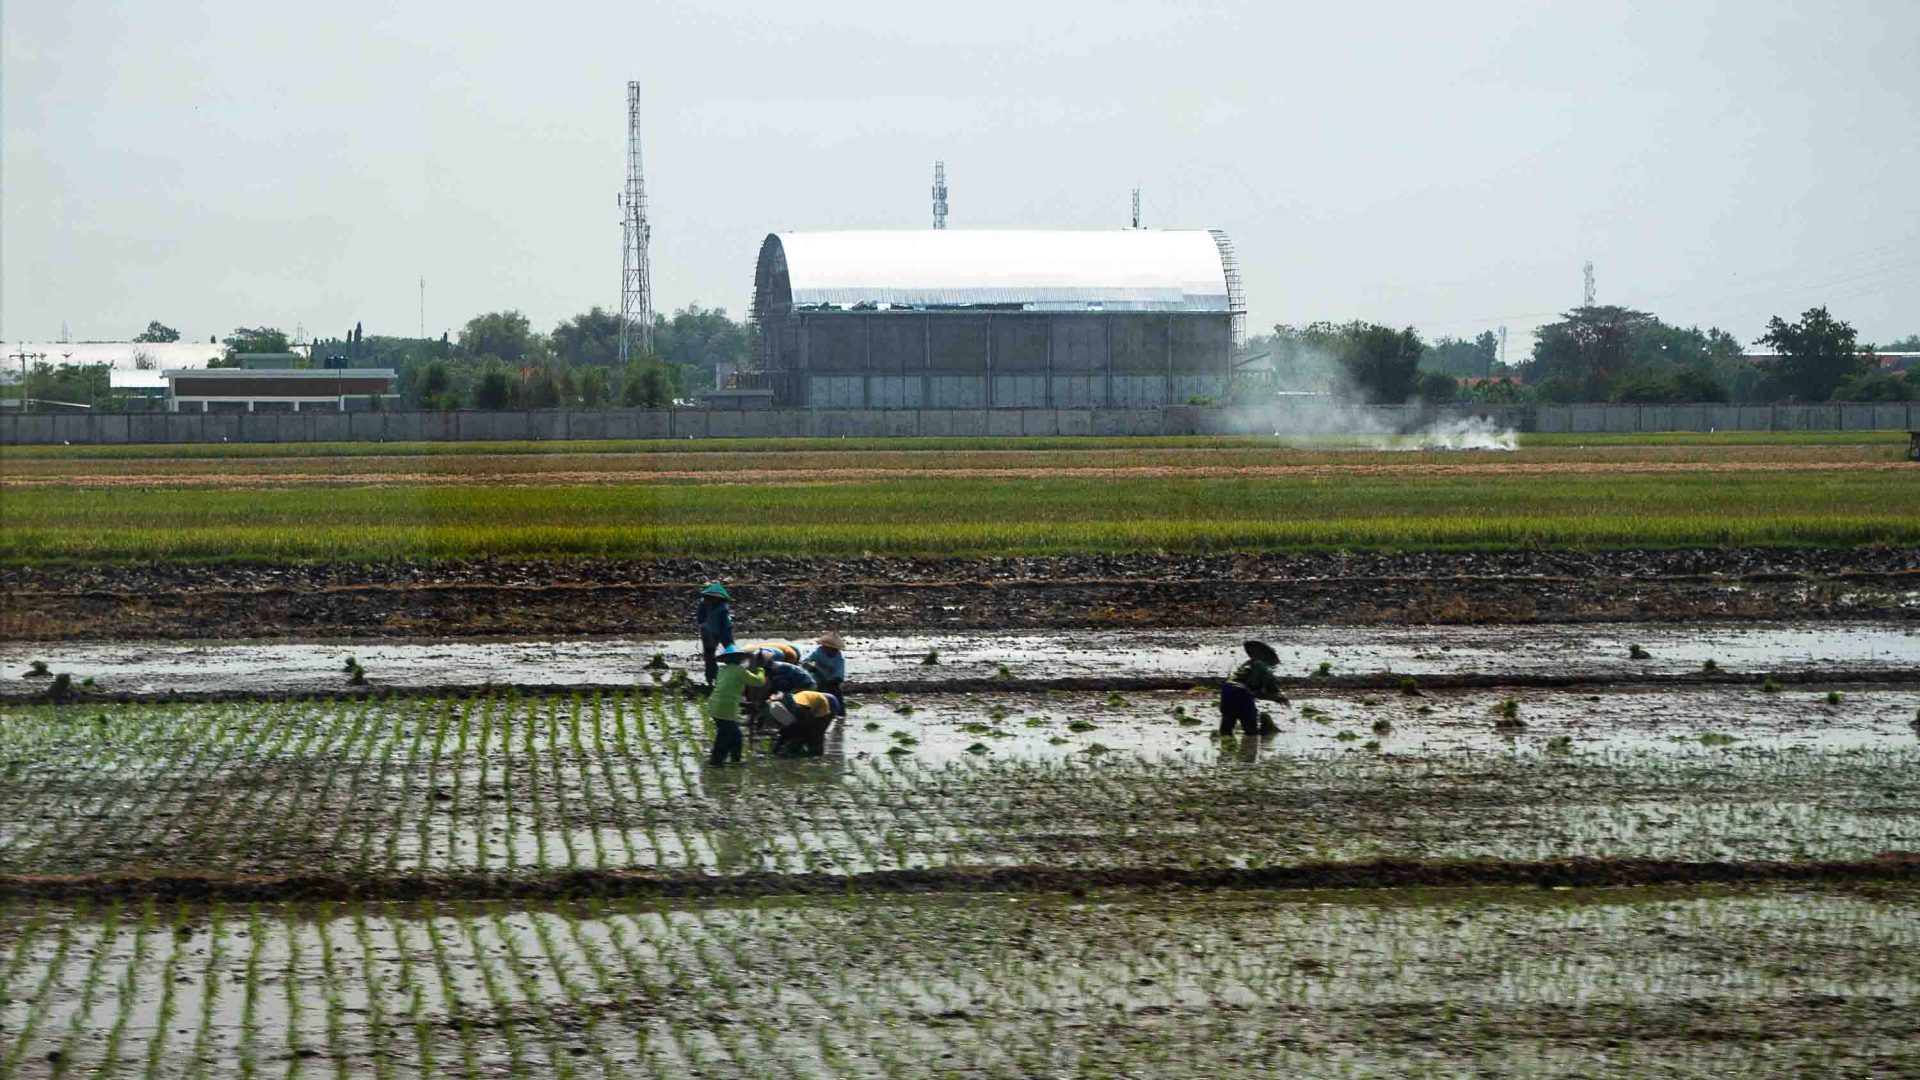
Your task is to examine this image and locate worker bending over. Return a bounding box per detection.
[768,690,844,757]
[1220,639,1284,736]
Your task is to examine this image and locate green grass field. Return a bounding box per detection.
[4,467,1915,562]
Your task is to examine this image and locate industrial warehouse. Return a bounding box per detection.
[741,227,1247,409]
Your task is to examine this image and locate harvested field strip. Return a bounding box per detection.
[1,691,1915,879]
[4,429,1904,461]
[0,885,1914,1077]
[8,458,1911,489]
[6,470,1920,561]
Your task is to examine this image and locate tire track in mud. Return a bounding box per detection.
[3,854,1916,903]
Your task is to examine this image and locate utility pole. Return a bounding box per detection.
[419,276,426,339]
[617,80,655,366]
[931,161,948,230]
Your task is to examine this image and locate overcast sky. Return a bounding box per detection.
[5,1,1917,354]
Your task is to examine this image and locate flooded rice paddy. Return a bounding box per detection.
[0,886,1914,1078]
[2,622,1916,1077]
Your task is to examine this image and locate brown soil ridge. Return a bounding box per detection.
[7,549,1917,641]
[3,855,1915,903]
[8,669,1919,707]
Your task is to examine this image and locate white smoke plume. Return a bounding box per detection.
[1244,337,1518,451]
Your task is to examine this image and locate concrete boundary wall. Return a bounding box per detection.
[2,403,1917,446]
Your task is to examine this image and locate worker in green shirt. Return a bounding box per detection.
[707,644,766,767]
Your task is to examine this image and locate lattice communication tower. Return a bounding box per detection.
[932,161,948,229]
[618,80,654,363]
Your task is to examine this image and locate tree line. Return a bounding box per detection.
[1245,307,1917,406]
[13,307,752,411]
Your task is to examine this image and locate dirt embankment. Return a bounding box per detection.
[4,548,1917,641]
[3,854,1915,903]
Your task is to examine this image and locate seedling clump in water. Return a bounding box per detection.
[1702,659,1720,674]
[1494,698,1526,731]
[24,660,50,678]
[1314,661,1332,677]
[1825,690,1844,706]
[1398,677,1421,697]
[921,648,941,666]
[1628,644,1650,660]
[1372,718,1393,735]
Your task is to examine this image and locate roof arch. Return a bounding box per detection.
[752,229,1236,315]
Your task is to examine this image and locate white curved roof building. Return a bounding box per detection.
[759,229,1236,313]
[746,229,1246,410]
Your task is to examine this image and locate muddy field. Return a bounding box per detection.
[3,630,1917,1075]
[7,547,1919,641]
[3,885,1916,1079]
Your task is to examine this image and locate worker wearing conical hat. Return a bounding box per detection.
[1220,640,1285,737]
[696,582,734,686]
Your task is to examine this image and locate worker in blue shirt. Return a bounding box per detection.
[696,582,734,686]
[804,632,847,697]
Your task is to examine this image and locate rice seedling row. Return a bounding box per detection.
[0,885,1913,1078]
[1,689,1914,882]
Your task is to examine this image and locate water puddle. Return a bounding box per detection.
[3,622,1916,699]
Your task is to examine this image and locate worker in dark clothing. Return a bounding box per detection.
[696,582,734,686]
[1220,639,1285,736]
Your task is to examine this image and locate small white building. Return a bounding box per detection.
[163,368,399,412]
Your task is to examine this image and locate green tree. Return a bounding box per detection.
[473,364,515,409]
[622,359,674,407]
[1424,332,1497,377]
[579,366,610,407]
[653,305,750,391]
[417,360,457,409]
[1756,306,1867,402]
[1526,306,1655,400]
[521,367,565,408]
[456,311,547,367]
[221,326,290,359]
[551,307,623,368]
[1830,371,1912,402]
[1416,370,1457,403]
[1268,321,1425,402]
[1882,334,1920,352]
[132,320,180,343]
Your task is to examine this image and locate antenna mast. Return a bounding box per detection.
[618,80,655,364]
[1131,187,1141,229]
[931,161,948,230]
[1582,261,1596,307]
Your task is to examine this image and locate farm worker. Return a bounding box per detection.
[763,660,818,695]
[750,641,801,665]
[804,632,847,697]
[1219,639,1285,737]
[769,690,843,756]
[706,645,765,767]
[696,582,735,686]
